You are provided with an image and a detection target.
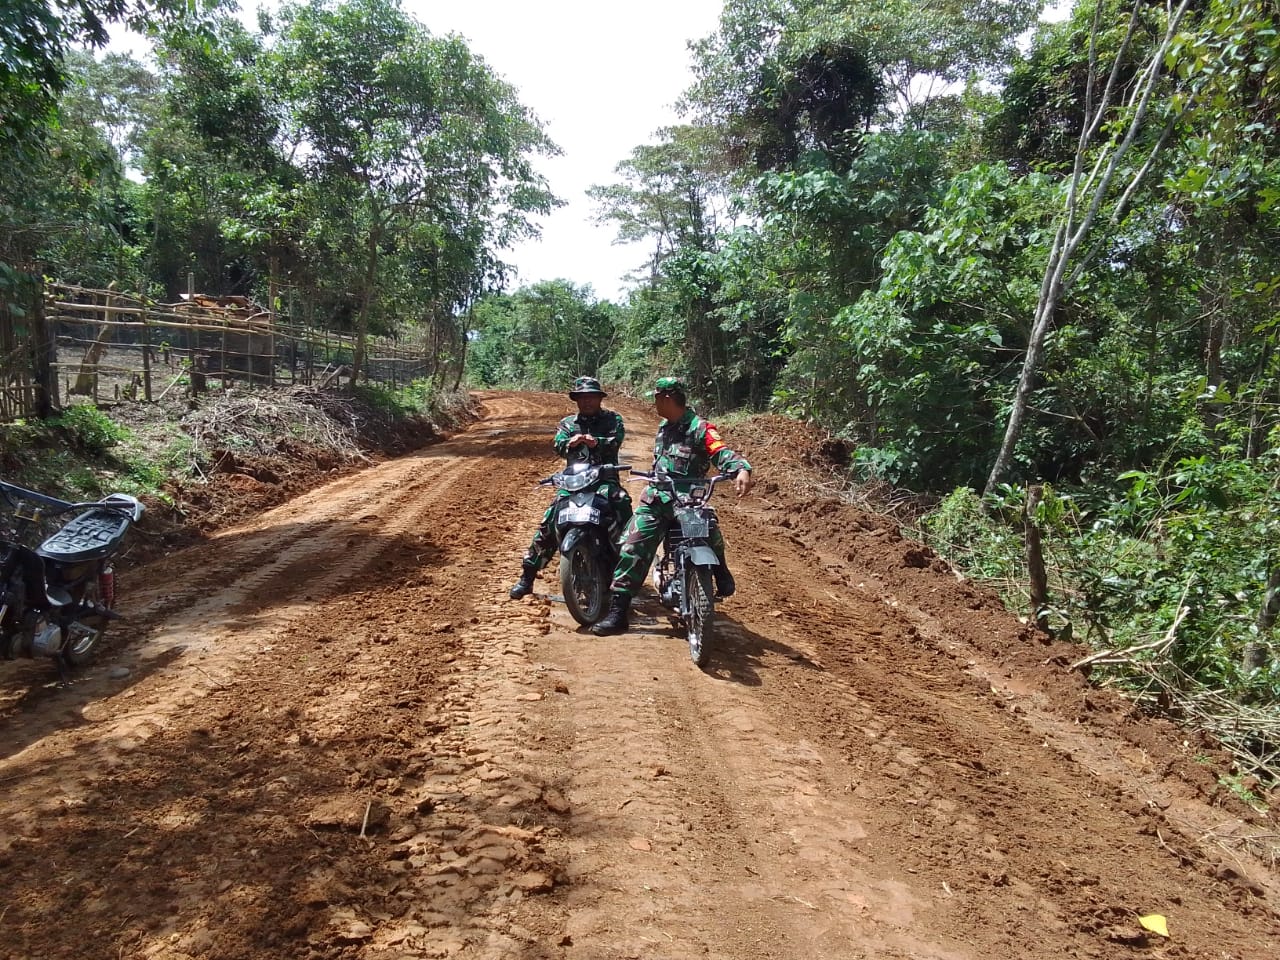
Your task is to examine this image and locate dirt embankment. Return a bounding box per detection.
[0,391,1275,960]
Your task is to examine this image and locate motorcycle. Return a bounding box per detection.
[629,470,732,668]
[539,460,631,626]
[0,480,145,677]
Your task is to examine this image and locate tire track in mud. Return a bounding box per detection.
[489,416,978,960]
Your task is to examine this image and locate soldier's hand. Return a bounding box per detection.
[734,470,754,498]
[583,435,598,448]
[567,433,586,448]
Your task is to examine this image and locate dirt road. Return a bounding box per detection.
[1,392,1276,959]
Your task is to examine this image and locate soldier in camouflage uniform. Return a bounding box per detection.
[509,376,633,599]
[591,376,754,636]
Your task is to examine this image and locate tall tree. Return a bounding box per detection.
[270,0,557,382]
[985,0,1280,494]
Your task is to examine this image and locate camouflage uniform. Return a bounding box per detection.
[608,408,751,597]
[519,407,633,570]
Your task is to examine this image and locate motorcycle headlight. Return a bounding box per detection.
[689,485,707,500]
[560,471,596,492]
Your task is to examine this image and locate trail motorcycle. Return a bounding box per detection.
[539,460,631,626]
[630,470,732,668]
[0,480,144,676]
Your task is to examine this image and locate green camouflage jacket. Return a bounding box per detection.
[649,409,750,494]
[554,409,625,465]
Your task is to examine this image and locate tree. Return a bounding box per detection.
[684,0,1045,170]
[0,0,198,166]
[270,0,557,383]
[985,0,1280,494]
[588,125,728,282]
[469,281,618,389]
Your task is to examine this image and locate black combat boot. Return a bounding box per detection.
[590,593,631,635]
[509,563,537,599]
[713,564,736,598]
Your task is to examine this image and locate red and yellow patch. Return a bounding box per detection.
[704,424,726,455]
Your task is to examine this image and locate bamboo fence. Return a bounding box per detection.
[23,280,435,412]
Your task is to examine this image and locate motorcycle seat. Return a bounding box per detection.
[37,508,131,563]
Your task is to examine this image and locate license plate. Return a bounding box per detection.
[559,504,599,524]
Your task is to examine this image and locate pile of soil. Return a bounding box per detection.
[125,389,470,564]
[722,410,1261,815]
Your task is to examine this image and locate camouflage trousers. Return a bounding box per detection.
[522,484,633,571]
[608,494,726,597]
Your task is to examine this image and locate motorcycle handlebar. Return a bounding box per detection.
[0,481,139,518]
[537,463,633,486]
[626,471,733,501]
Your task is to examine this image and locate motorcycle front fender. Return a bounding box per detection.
[559,526,598,556]
[683,544,720,567]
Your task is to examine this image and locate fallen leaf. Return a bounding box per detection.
[1138,914,1169,938]
[628,837,652,851]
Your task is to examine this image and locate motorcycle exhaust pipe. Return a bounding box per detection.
[99,565,115,608]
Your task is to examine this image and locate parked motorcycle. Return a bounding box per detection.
[0,480,145,676]
[539,461,631,626]
[630,470,732,668]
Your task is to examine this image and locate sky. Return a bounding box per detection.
[399,1,725,301]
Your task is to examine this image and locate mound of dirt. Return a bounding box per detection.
[125,390,470,565]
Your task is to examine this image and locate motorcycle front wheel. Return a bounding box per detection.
[684,566,715,668]
[560,540,608,626]
[63,574,109,667]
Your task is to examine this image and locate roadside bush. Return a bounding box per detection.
[53,405,131,454]
[353,379,439,420]
[921,453,1280,706]
[919,486,1021,583]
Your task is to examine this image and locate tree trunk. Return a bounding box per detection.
[984,0,1192,496]
[71,320,113,397]
[30,276,58,417]
[351,224,381,387]
[1244,565,1280,674]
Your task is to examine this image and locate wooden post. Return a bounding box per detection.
[268,258,278,388]
[94,290,109,403]
[220,311,228,392]
[141,312,152,401]
[31,274,58,417]
[1025,484,1049,633]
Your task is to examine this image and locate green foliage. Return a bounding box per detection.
[264,0,559,379]
[922,448,1280,704]
[1217,772,1267,812]
[469,281,618,390]
[920,487,1022,583]
[0,406,183,502]
[684,0,1045,170]
[52,404,132,454]
[352,379,439,419]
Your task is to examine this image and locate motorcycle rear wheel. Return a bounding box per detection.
[684,566,715,668]
[62,576,109,667]
[560,540,607,626]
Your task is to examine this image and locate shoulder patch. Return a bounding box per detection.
[704,423,726,455]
